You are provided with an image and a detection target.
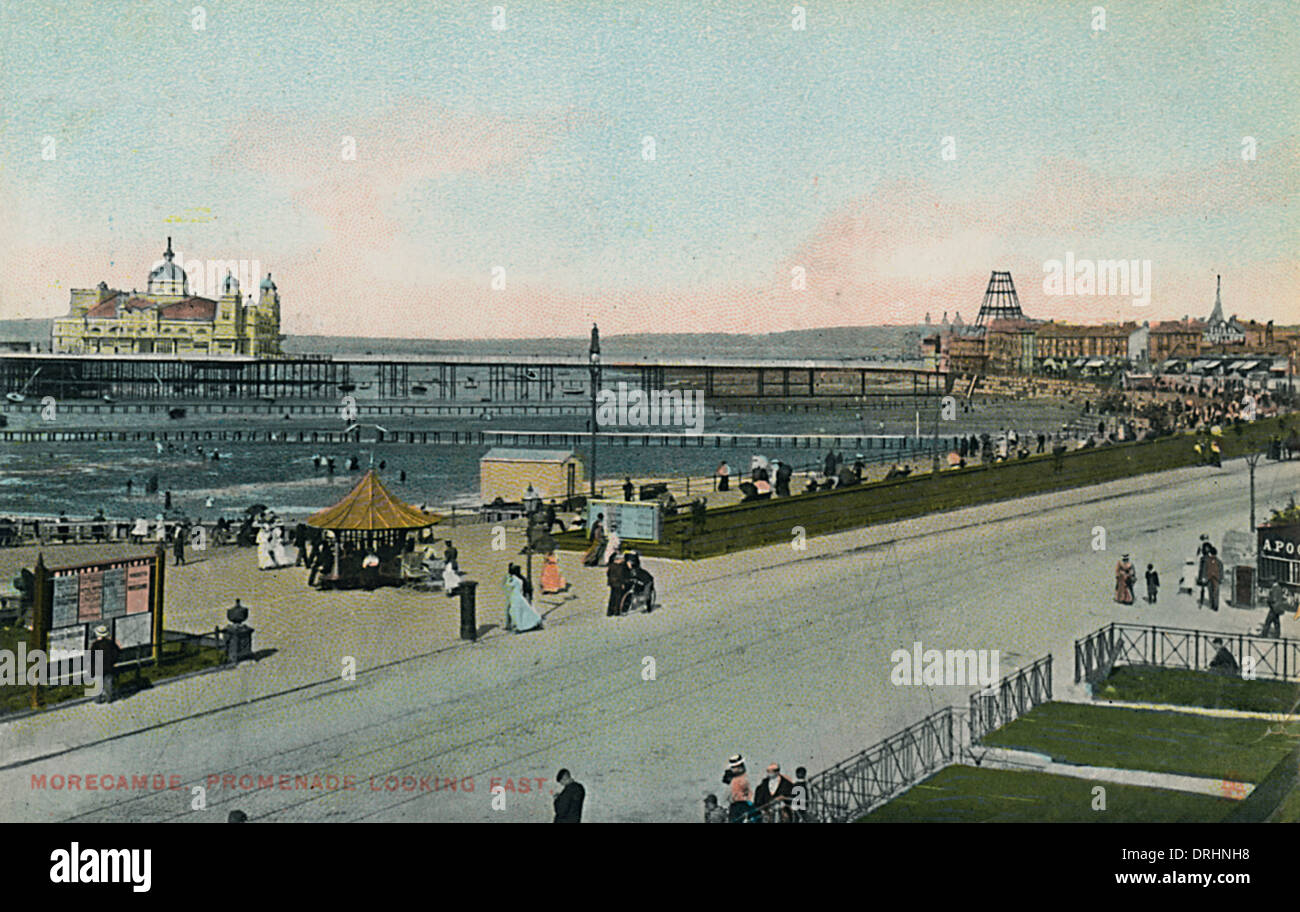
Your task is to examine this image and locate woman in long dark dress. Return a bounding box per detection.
[582,514,606,566]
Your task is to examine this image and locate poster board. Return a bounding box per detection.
[588,499,661,543]
[32,552,163,699]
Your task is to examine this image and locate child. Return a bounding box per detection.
[1145,564,1160,604]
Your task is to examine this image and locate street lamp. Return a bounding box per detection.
[589,323,601,499]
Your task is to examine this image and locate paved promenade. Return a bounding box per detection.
[1,456,1296,822]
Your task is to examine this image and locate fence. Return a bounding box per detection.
[800,654,1054,822]
[1074,623,1300,684]
[968,654,1054,742]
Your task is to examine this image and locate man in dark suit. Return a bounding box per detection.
[753,763,795,823]
[553,769,585,823]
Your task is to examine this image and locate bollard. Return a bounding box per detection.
[223,599,254,664]
[458,580,478,641]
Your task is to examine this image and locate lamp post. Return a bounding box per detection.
[589,323,601,499]
[1245,450,1262,533]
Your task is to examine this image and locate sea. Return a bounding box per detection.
[0,326,1076,521]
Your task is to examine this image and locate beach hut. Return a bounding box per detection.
[479,448,583,505]
[306,470,437,547]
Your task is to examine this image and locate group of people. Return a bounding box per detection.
[1116,535,1296,641]
[1113,554,1162,606]
[709,754,807,823]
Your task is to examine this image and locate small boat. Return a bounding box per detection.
[359,382,373,390]
[338,382,356,393]
[561,387,585,397]
[259,395,276,404]
[101,394,116,404]
[168,407,187,420]
[7,366,41,403]
[411,384,429,395]
[464,378,479,390]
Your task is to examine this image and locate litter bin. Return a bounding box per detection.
[458,580,478,641]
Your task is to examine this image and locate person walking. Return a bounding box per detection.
[553,769,585,823]
[582,514,606,567]
[606,552,628,617]
[89,625,120,704]
[543,501,566,533]
[1201,546,1223,612]
[722,754,754,823]
[540,552,569,595]
[716,461,730,492]
[1114,554,1135,605]
[1262,580,1289,638]
[622,477,635,501]
[173,523,187,566]
[504,564,543,632]
[774,461,793,498]
[1144,564,1160,604]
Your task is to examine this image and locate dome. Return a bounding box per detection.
[260,272,276,291]
[147,237,188,295]
[223,270,240,294]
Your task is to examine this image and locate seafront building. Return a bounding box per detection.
[51,239,282,358]
[931,273,1296,380]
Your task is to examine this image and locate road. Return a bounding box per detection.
[3,456,1297,822]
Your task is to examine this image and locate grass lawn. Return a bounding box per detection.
[980,702,1297,783]
[1095,665,1300,715]
[0,624,226,715]
[860,765,1236,823]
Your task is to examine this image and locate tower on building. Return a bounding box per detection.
[974,271,1025,328]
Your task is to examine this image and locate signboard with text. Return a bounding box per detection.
[30,551,164,706]
[588,499,662,543]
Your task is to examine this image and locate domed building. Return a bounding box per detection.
[52,238,283,357]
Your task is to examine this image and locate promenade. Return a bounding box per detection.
[1,455,1296,822]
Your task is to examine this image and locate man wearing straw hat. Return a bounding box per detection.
[89,625,120,704]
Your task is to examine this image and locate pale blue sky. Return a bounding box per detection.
[2,0,1295,334]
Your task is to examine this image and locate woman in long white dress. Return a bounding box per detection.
[442,560,463,596]
[153,515,167,543]
[504,565,542,633]
[256,526,274,570]
[268,526,288,568]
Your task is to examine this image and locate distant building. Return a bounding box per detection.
[51,238,283,357]
[1149,317,1205,363]
[1201,275,1246,346]
[1033,322,1134,363]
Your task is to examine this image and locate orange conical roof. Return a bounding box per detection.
[306,470,434,531]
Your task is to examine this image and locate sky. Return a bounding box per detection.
[0,0,1296,338]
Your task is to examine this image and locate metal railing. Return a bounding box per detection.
[799,654,1054,822]
[968,654,1054,742]
[1074,623,1300,684]
[803,707,964,824]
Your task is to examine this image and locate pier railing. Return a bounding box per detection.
[1074,622,1300,684]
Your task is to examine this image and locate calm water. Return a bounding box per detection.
[0,396,1077,521]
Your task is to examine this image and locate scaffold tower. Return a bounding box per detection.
[975,271,1025,327]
